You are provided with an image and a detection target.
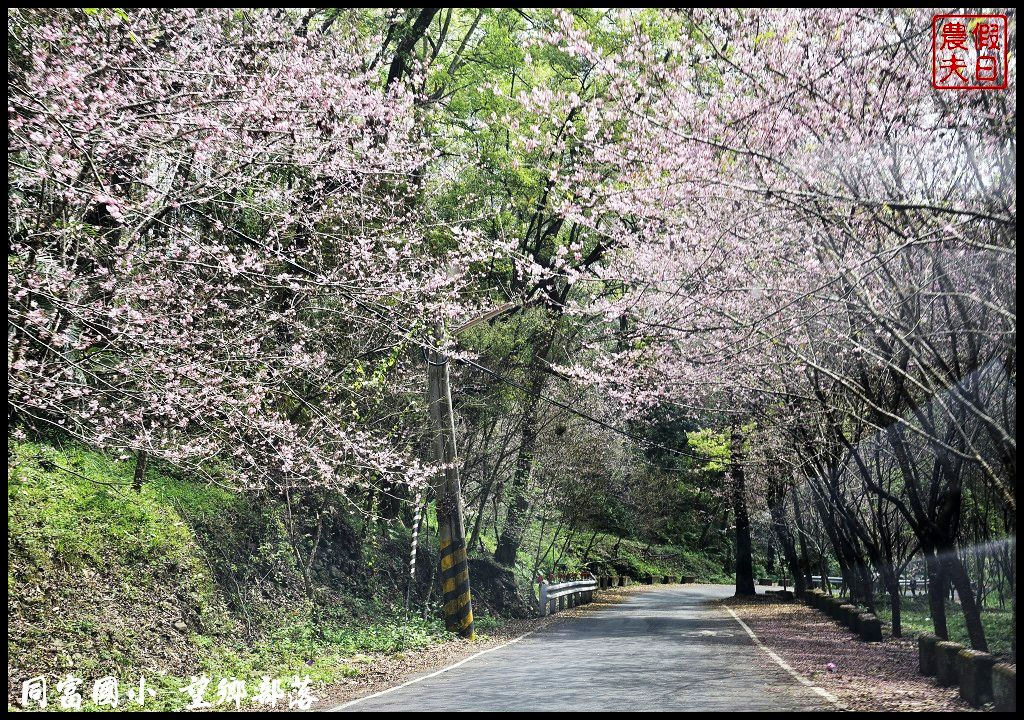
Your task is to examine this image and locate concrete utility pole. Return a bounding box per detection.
[426,324,475,638]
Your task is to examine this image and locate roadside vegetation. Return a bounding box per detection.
[9,442,460,710]
[9,438,725,710]
[873,596,1015,659]
[9,436,733,710]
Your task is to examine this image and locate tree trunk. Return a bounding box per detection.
[359,486,376,542]
[888,580,903,637]
[790,486,814,589]
[493,403,538,566]
[943,545,989,650]
[132,450,148,493]
[580,529,599,566]
[495,330,554,565]
[731,426,756,596]
[769,494,806,596]
[386,9,440,88]
[468,475,494,552]
[820,554,833,596]
[923,548,950,639]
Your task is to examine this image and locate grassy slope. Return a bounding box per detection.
[471,512,733,586]
[8,441,453,711]
[873,595,1015,658]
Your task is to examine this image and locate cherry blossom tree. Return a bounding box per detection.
[8,8,493,494]
[535,8,1014,638]
[7,8,1015,643]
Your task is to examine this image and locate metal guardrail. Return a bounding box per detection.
[810,575,844,585]
[809,575,928,590]
[895,578,928,587]
[535,573,691,616]
[537,578,598,617]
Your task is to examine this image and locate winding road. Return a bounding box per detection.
[332,584,837,712]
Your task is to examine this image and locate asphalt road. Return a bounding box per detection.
[335,584,833,712]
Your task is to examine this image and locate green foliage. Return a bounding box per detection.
[8,441,216,578]
[494,517,731,586]
[873,596,1015,658]
[187,611,452,705]
[685,429,730,472]
[5,441,490,711]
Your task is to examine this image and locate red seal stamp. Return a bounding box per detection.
[932,14,1009,90]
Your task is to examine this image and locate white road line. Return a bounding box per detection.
[724,604,846,711]
[324,626,543,711]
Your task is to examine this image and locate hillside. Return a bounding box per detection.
[8,442,456,709]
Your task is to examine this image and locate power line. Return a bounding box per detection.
[199,212,712,465]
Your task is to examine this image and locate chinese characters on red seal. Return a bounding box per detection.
[932,14,1008,90]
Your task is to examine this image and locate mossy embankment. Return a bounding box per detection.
[7,441,468,710]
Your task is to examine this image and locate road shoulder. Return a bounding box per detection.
[720,596,976,712]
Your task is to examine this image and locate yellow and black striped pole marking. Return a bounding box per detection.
[439,531,473,637]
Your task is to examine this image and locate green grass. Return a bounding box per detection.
[7,441,227,615]
[20,612,458,712]
[10,443,195,567]
[180,612,453,709]
[7,440,514,711]
[873,595,1015,657]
